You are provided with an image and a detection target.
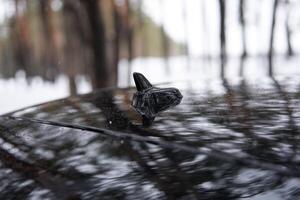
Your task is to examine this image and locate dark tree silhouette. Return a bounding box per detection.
[62,0,84,95]
[11,0,33,75]
[39,0,59,81]
[81,0,110,89]
[238,0,247,77]
[218,0,226,78]
[124,0,134,85]
[239,54,246,77]
[239,0,247,58]
[285,0,294,57]
[111,0,121,86]
[268,0,279,76]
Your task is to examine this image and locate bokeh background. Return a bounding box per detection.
[0,0,300,114]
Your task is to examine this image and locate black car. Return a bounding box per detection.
[0,78,300,200]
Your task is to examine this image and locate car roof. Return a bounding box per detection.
[1,80,300,199]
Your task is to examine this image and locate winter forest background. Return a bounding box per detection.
[0,0,300,113]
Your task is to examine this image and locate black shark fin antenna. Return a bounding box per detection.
[133,72,152,91]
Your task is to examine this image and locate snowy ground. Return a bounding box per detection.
[0,72,91,115]
[1,56,300,115]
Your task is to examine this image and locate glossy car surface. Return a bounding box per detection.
[1,78,300,199]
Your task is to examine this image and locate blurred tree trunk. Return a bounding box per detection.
[218,0,226,78]
[62,0,84,96]
[81,0,110,89]
[124,0,134,85]
[137,0,148,56]
[111,0,120,86]
[12,0,33,75]
[239,53,246,77]
[68,74,77,96]
[238,0,246,77]
[39,0,59,81]
[285,0,293,57]
[268,0,279,76]
[160,0,170,72]
[239,0,247,58]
